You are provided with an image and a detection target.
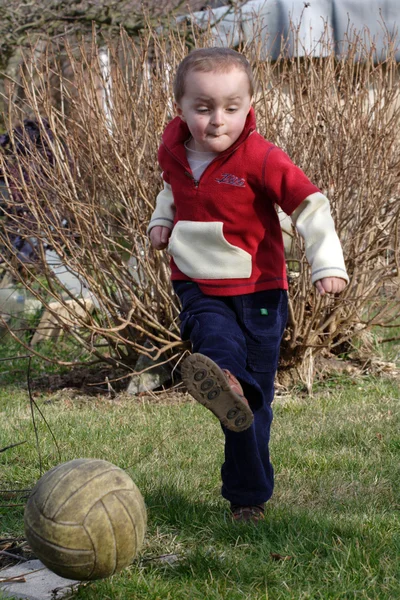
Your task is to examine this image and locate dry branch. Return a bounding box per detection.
[0,441,26,453]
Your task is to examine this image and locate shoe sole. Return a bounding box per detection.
[181,353,254,432]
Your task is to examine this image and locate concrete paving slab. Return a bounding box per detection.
[0,559,80,600]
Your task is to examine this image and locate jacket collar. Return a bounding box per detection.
[161,107,256,161]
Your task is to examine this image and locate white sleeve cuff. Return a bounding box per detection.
[147,181,175,233]
[291,192,349,284]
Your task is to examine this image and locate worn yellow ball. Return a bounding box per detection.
[24,458,147,581]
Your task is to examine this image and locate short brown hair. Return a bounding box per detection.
[173,47,254,103]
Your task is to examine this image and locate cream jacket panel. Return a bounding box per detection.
[147,181,175,232]
[292,192,349,284]
[167,221,252,279]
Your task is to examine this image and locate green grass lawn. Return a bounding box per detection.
[1,368,399,599]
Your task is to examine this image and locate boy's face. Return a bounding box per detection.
[175,67,253,153]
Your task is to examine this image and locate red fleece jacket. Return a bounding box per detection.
[158,108,320,295]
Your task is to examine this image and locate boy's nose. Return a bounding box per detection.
[210,110,224,126]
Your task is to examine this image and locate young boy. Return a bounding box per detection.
[148,47,348,523]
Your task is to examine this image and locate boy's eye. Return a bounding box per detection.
[226,107,238,113]
[196,107,209,113]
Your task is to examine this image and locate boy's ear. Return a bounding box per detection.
[174,102,185,121]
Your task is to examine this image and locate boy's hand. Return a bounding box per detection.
[315,277,347,296]
[149,226,171,250]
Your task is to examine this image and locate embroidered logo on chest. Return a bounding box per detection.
[215,173,246,188]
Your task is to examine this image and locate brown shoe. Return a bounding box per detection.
[231,504,265,523]
[181,353,253,432]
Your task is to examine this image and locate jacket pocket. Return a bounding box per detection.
[168,220,252,280]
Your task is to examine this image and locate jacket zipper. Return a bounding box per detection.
[184,171,199,188]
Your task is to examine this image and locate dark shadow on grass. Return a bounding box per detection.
[143,482,390,556]
[135,485,398,600]
[136,483,399,597]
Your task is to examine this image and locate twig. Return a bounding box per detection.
[0,550,29,562]
[27,356,43,476]
[0,441,26,453]
[0,354,31,362]
[0,567,45,582]
[378,336,400,344]
[26,356,63,474]
[0,575,27,583]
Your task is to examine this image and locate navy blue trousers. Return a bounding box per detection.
[173,281,288,506]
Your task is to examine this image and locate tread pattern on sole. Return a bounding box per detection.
[181,353,254,432]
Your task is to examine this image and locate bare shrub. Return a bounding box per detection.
[0,30,183,371]
[0,23,399,385]
[252,27,400,384]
